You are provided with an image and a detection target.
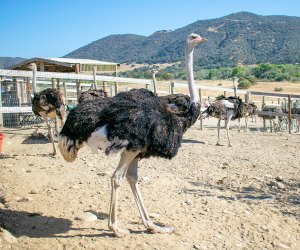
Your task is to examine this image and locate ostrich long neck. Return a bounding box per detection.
[185,46,199,104]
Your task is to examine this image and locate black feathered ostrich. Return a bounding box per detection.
[29,63,65,155]
[58,33,206,237]
[78,89,108,104]
[201,95,244,146]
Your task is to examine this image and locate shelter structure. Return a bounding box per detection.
[9,57,119,74]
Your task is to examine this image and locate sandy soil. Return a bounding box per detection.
[0,119,299,250]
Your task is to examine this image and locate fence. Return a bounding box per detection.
[0,69,152,129]
[1,68,300,133]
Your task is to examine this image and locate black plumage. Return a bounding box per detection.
[77,89,108,104]
[60,88,199,160]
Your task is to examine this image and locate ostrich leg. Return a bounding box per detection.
[126,158,174,234]
[225,115,233,147]
[238,118,241,132]
[216,119,222,146]
[108,150,139,237]
[41,113,56,155]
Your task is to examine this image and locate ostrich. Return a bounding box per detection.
[258,105,286,132]
[78,89,108,104]
[29,63,65,155]
[201,95,244,146]
[238,102,257,131]
[58,33,206,237]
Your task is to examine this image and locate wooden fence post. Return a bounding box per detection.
[114,82,119,95]
[103,81,107,93]
[75,64,81,99]
[232,77,238,97]
[169,82,174,95]
[62,82,67,103]
[199,88,203,130]
[26,77,31,102]
[92,67,97,89]
[288,95,292,134]
[51,78,56,89]
[262,96,266,130]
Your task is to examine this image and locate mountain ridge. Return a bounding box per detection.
[64,12,300,68]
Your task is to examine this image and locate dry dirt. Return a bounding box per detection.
[0,119,299,250]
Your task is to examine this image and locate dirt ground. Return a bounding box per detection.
[0,118,299,250]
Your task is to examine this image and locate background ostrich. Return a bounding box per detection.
[29,63,65,155]
[258,105,287,132]
[201,95,244,146]
[238,102,257,131]
[58,33,206,237]
[78,89,108,104]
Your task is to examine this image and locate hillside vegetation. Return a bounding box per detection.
[65,12,300,68]
[0,57,26,69]
[120,63,300,87]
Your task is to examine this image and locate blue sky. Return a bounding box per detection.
[0,0,299,58]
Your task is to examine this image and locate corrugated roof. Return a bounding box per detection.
[9,57,119,72]
[40,57,118,65]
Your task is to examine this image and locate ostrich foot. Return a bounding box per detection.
[216,142,222,146]
[109,224,130,237]
[146,221,175,234]
[49,151,57,157]
[228,144,233,147]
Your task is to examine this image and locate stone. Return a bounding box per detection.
[75,212,97,222]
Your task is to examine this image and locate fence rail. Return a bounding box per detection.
[0,69,152,84]
[1,69,299,133]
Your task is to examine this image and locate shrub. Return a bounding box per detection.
[238,78,252,89]
[274,87,284,92]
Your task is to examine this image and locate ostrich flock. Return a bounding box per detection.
[28,33,297,237]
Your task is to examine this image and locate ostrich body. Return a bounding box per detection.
[78,89,108,104]
[258,105,287,132]
[58,33,206,237]
[31,88,65,155]
[28,63,65,155]
[238,102,257,131]
[201,95,244,146]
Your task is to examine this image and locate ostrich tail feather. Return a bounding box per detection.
[58,135,82,162]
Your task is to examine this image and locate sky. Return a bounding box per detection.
[0,0,299,58]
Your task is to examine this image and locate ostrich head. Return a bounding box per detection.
[186,33,207,48]
[28,63,37,71]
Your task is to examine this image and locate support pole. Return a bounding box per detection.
[169,82,174,95]
[75,64,81,100]
[199,88,203,131]
[31,63,37,93]
[232,77,238,97]
[26,77,31,102]
[288,95,292,134]
[92,67,97,89]
[51,78,56,89]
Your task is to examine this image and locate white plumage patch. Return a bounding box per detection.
[87,125,129,155]
[221,100,235,109]
[87,125,109,154]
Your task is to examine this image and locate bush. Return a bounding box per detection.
[274,87,284,92]
[238,78,252,89]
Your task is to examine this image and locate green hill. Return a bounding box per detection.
[0,57,26,69]
[64,12,300,68]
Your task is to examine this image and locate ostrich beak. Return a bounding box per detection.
[198,37,207,43]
